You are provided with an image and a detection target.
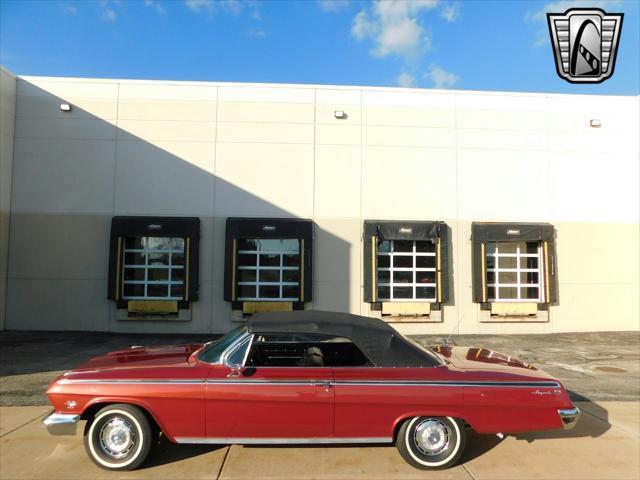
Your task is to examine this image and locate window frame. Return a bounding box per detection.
[376,239,437,302]
[485,241,545,303]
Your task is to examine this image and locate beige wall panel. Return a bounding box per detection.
[118,83,218,101]
[457,149,550,222]
[15,116,116,140]
[212,280,233,334]
[198,216,215,283]
[457,129,547,151]
[211,216,226,283]
[214,143,314,217]
[0,67,16,331]
[312,281,362,315]
[8,213,109,280]
[0,133,14,208]
[316,89,362,106]
[362,146,457,219]
[315,124,361,145]
[546,95,638,133]
[547,130,634,153]
[314,145,361,218]
[118,100,217,122]
[117,119,215,143]
[548,150,639,223]
[114,140,215,216]
[363,106,455,128]
[218,102,313,124]
[456,109,547,131]
[11,138,115,214]
[218,86,314,104]
[456,93,548,112]
[363,90,455,109]
[6,279,110,331]
[17,95,117,120]
[363,125,455,148]
[217,121,313,144]
[0,108,15,137]
[555,223,639,285]
[313,219,361,283]
[552,283,639,332]
[18,78,118,100]
[316,104,362,124]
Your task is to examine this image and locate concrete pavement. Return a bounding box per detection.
[1,401,638,480]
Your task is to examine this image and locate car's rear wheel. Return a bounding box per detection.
[83,404,152,471]
[396,416,465,469]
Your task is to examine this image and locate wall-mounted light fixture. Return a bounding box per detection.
[60,103,72,112]
[334,110,347,119]
[590,119,601,128]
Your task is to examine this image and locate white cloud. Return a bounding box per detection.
[440,3,459,22]
[425,64,458,88]
[186,0,243,15]
[318,0,351,13]
[102,7,116,21]
[396,71,416,88]
[351,0,438,59]
[246,28,266,38]
[63,4,78,15]
[145,0,166,14]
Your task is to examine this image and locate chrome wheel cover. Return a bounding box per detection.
[98,417,136,459]
[413,418,451,456]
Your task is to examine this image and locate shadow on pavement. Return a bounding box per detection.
[140,435,225,470]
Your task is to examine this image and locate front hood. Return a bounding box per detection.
[431,345,555,379]
[74,343,204,371]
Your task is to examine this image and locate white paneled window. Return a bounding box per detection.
[237,239,300,301]
[486,241,544,302]
[122,237,185,300]
[377,240,437,302]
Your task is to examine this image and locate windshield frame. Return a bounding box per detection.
[197,326,248,364]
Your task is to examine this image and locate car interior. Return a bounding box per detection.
[245,333,372,367]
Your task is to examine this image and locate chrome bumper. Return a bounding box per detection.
[558,407,580,430]
[42,411,80,435]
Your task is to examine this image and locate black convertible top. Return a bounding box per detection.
[247,310,438,367]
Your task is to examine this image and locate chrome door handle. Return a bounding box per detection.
[313,381,332,388]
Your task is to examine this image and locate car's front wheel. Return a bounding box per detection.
[396,416,466,469]
[83,404,152,471]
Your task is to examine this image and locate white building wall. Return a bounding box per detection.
[3,72,639,334]
[0,66,17,331]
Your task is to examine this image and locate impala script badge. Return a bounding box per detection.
[547,8,623,83]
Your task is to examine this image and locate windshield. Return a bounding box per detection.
[198,326,247,364]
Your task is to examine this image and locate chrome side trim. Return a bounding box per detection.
[59,379,205,385]
[558,407,580,430]
[174,436,392,445]
[42,411,80,435]
[58,378,561,389]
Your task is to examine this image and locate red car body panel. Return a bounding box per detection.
[45,343,574,442]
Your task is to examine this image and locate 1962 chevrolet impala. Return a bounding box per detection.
[43,310,580,471]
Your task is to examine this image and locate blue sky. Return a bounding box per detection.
[1,0,638,95]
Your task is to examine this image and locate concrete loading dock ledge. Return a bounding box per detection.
[1,66,638,337]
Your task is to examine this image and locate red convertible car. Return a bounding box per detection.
[43,310,579,471]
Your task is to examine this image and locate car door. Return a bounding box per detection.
[205,334,334,440]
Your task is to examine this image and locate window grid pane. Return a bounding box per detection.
[237,239,300,301]
[377,240,437,302]
[486,241,544,303]
[122,236,185,300]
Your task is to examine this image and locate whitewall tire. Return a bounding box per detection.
[396,416,466,470]
[83,404,152,471]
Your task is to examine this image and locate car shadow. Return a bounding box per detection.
[140,435,225,469]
